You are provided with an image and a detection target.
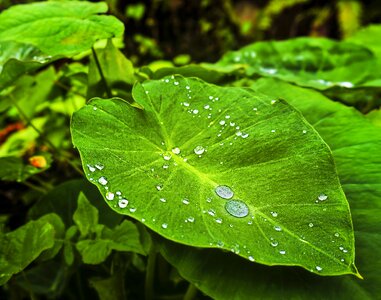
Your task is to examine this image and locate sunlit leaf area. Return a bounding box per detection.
[1,1,380,299]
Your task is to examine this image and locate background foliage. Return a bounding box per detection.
[1,0,381,299]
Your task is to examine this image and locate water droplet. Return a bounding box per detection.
[274,226,282,232]
[217,241,224,247]
[93,107,97,111]
[183,102,190,107]
[162,223,168,229]
[225,200,249,218]
[209,96,214,100]
[334,232,340,237]
[193,109,199,114]
[87,164,96,172]
[230,122,236,126]
[129,207,136,213]
[271,129,276,133]
[248,220,253,225]
[315,266,323,271]
[116,191,121,196]
[98,176,108,185]
[160,198,166,203]
[118,199,128,208]
[172,147,181,154]
[271,100,277,105]
[95,163,104,170]
[318,193,328,201]
[182,198,190,205]
[309,223,314,228]
[248,256,255,262]
[207,209,216,216]
[236,131,242,137]
[187,217,195,223]
[194,146,205,155]
[215,218,223,224]
[302,130,307,134]
[164,79,169,83]
[163,154,171,161]
[253,107,258,111]
[215,185,234,199]
[271,241,279,247]
[174,81,179,85]
[106,192,115,201]
[241,133,249,138]
[271,211,278,217]
[279,250,286,255]
[340,258,345,262]
[219,120,226,125]
[206,197,212,203]
[156,184,163,191]
[204,104,210,109]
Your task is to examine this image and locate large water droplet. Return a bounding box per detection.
[248,256,255,262]
[118,199,128,208]
[162,223,168,229]
[215,185,234,199]
[160,198,166,203]
[271,241,279,247]
[194,146,205,155]
[318,193,328,201]
[225,200,249,218]
[163,154,172,161]
[98,176,108,186]
[106,192,115,201]
[172,147,181,155]
[315,266,323,271]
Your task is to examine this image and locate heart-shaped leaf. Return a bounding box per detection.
[71,75,357,276]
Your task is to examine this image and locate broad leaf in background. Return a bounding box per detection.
[73,192,99,237]
[158,79,381,299]
[0,214,61,285]
[71,75,357,276]
[88,39,136,99]
[347,24,381,57]
[0,1,124,57]
[217,37,379,90]
[0,41,52,90]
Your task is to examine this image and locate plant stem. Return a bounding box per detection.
[145,245,157,300]
[23,181,48,194]
[91,47,112,98]
[183,283,198,300]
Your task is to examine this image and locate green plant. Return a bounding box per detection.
[1,1,380,300]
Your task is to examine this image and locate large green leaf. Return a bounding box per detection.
[159,79,381,299]
[0,214,60,285]
[71,75,357,276]
[347,24,381,57]
[216,37,380,90]
[0,1,124,57]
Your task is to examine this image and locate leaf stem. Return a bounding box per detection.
[183,283,198,300]
[23,180,48,194]
[91,47,112,98]
[145,245,157,300]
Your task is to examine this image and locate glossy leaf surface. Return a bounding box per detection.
[159,79,381,299]
[71,75,356,275]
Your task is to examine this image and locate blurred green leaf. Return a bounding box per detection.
[0,1,124,57]
[0,214,59,285]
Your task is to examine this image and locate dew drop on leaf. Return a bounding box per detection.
[106,191,114,201]
[274,226,282,232]
[316,266,323,271]
[182,198,190,205]
[194,146,205,155]
[215,185,234,199]
[215,218,223,224]
[318,193,328,201]
[279,250,286,255]
[118,199,128,208]
[248,256,255,262]
[95,163,104,170]
[87,164,96,172]
[98,176,108,185]
[163,154,172,161]
[160,198,167,203]
[225,200,249,218]
[171,147,181,154]
[271,211,278,217]
[162,223,168,229]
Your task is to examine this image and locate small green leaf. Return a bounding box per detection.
[73,192,99,237]
[71,75,356,276]
[0,214,57,285]
[0,1,124,57]
[76,221,146,264]
[89,274,126,300]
